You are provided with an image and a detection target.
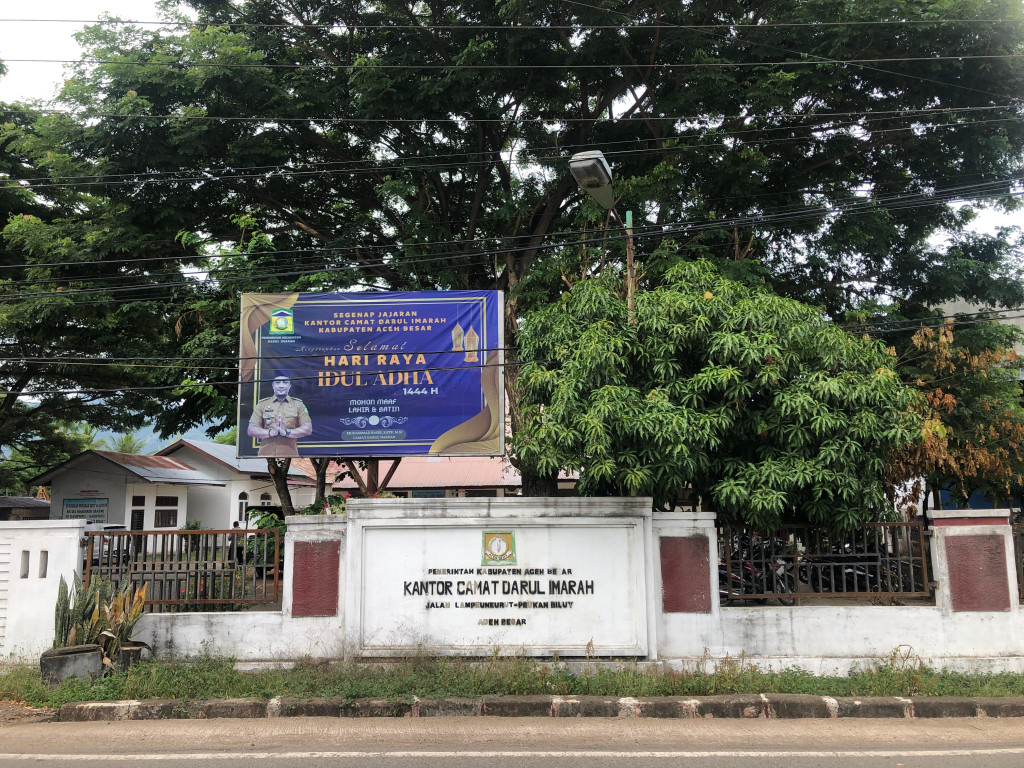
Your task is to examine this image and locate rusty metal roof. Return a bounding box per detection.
[31,450,224,487]
[331,456,521,491]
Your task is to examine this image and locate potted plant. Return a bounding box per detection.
[42,575,152,683]
[41,573,107,685]
[99,581,151,672]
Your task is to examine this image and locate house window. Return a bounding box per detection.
[260,492,272,506]
[465,489,497,498]
[154,495,178,528]
[237,492,249,522]
[131,495,145,506]
[411,489,444,499]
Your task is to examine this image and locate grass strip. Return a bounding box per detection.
[5,654,1024,710]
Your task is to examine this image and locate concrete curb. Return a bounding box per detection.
[57,694,1024,721]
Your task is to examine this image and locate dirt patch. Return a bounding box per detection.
[0,701,56,727]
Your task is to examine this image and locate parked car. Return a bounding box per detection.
[88,525,134,566]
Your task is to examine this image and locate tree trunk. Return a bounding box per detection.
[266,458,296,515]
[520,471,559,496]
[310,457,332,505]
[502,275,560,497]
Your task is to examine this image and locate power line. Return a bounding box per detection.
[0,344,517,365]
[3,18,1023,29]
[5,178,1020,301]
[858,312,1024,336]
[6,313,1024,397]
[1,156,1018,275]
[2,180,1020,304]
[5,102,1015,125]
[7,55,1024,69]
[5,101,1016,129]
[6,115,1022,192]
[569,0,1022,106]
[0,355,525,398]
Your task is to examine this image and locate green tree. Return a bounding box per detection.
[883,317,1024,512]
[514,256,922,530]
[103,431,150,454]
[213,426,238,446]
[7,1,1024,495]
[0,96,197,475]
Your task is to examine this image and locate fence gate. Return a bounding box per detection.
[84,529,281,613]
[717,522,932,604]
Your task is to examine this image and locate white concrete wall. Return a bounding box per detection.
[4,499,1024,673]
[0,520,84,659]
[657,605,1024,674]
[136,612,343,662]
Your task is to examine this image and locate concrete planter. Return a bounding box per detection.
[39,644,104,685]
[116,645,146,673]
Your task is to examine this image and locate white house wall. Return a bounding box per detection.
[125,484,191,531]
[49,463,130,525]
[185,484,232,529]
[158,447,314,526]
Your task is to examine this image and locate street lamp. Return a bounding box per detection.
[568,150,615,209]
[569,150,636,321]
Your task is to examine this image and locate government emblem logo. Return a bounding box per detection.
[269,308,294,334]
[482,531,516,565]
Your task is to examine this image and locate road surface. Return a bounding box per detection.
[1,717,1023,767]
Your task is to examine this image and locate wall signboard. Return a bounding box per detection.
[348,516,649,656]
[61,498,109,524]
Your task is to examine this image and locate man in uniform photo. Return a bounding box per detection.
[246,372,314,456]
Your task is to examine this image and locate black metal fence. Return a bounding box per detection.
[717,522,931,605]
[84,529,281,613]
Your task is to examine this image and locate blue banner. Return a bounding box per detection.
[238,291,503,458]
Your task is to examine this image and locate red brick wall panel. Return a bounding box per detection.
[660,536,711,613]
[292,540,341,617]
[945,534,1012,612]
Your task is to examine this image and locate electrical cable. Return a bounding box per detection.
[7,54,1024,69]
[7,114,1022,193]
[2,180,1019,303]
[4,18,1024,30]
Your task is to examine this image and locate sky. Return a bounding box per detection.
[0,1,163,102]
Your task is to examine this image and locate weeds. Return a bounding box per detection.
[4,652,1024,710]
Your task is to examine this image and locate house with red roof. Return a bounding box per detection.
[31,441,315,530]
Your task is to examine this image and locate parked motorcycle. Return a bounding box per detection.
[797,535,902,594]
[720,533,797,606]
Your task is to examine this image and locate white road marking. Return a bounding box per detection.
[1,748,1023,760]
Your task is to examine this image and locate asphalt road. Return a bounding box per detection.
[2,717,1024,767]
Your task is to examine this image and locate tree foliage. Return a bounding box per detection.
[49,0,1024,312]
[515,255,922,529]
[3,0,1023,505]
[0,103,195,477]
[885,318,1024,511]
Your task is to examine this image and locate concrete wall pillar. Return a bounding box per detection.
[283,515,347,619]
[0,520,84,659]
[652,510,718,615]
[928,508,1019,613]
